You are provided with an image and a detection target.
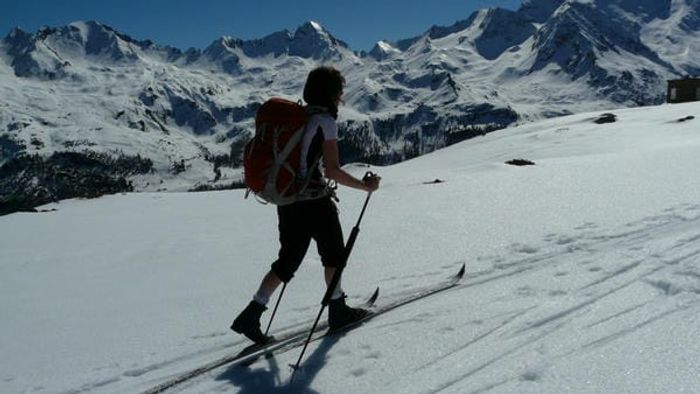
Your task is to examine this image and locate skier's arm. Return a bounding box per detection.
[322,139,380,192]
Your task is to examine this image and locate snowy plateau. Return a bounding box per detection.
[2,0,700,213]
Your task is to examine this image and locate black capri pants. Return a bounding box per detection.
[271,197,346,282]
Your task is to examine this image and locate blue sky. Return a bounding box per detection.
[1,0,522,52]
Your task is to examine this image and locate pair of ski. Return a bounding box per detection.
[142,264,465,394]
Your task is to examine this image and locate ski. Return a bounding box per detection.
[141,264,465,393]
[317,263,465,341]
[140,288,379,394]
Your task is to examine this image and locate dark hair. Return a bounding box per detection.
[303,66,345,118]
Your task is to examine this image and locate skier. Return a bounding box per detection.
[231,66,381,344]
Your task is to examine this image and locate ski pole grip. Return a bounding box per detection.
[362,171,379,197]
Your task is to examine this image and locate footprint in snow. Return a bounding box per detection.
[512,244,539,254]
[350,368,367,377]
[516,286,537,297]
[366,351,382,360]
[520,370,542,382]
[555,236,576,245]
[645,279,682,296]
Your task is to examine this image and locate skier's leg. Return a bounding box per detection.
[312,198,346,300]
[253,270,283,305]
[231,204,310,343]
[311,198,370,329]
[324,267,344,300]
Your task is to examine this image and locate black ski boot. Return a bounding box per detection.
[328,294,371,331]
[231,301,272,345]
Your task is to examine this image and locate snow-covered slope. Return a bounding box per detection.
[2,0,700,213]
[1,101,699,393]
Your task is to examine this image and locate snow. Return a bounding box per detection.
[308,21,324,33]
[2,101,700,393]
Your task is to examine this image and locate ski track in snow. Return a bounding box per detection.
[55,318,319,394]
[3,196,699,394]
[130,203,700,394]
[399,203,700,394]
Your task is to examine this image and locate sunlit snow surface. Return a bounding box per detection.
[1,102,700,393]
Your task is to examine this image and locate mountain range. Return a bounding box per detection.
[1,0,700,213]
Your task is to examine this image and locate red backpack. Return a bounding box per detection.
[243,98,322,205]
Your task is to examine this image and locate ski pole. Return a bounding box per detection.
[264,282,287,336]
[290,176,375,380]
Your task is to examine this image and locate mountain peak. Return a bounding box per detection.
[2,27,36,62]
[289,20,349,58]
[4,26,32,45]
[194,20,351,61]
[303,21,325,33]
[474,8,536,60]
[369,40,401,60]
[200,35,243,73]
[210,36,243,49]
[293,21,340,42]
[69,20,106,31]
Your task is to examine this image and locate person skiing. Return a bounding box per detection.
[231,66,381,344]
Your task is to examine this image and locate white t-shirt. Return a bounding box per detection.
[300,113,338,177]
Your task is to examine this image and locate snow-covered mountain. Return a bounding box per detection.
[2,0,700,213]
